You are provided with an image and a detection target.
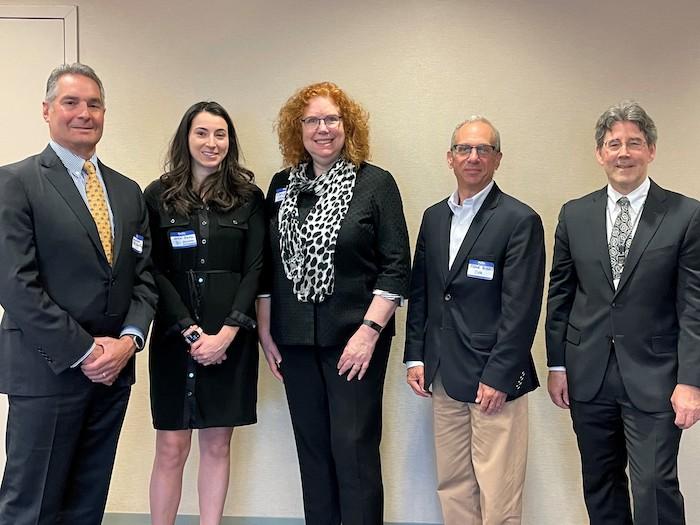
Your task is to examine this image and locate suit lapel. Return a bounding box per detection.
[445,184,500,286]
[437,201,451,284]
[40,147,109,263]
[590,188,615,290]
[614,180,667,297]
[100,162,123,265]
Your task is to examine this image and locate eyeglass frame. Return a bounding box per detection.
[603,138,647,152]
[450,143,499,158]
[299,115,343,128]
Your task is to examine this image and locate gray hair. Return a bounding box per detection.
[595,100,656,149]
[450,115,501,152]
[45,63,105,104]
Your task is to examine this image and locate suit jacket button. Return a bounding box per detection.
[444,293,452,301]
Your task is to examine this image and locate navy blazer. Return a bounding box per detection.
[0,146,157,395]
[404,183,545,402]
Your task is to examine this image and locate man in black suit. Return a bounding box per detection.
[546,101,700,525]
[0,63,156,524]
[404,116,544,524]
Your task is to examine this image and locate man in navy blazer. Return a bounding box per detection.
[0,63,156,524]
[546,101,700,524]
[405,116,544,524]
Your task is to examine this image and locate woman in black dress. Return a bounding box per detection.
[145,101,264,525]
[257,82,411,525]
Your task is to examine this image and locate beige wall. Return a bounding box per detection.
[2,0,700,522]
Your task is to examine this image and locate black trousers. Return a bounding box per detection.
[570,349,684,525]
[279,335,391,525]
[0,385,131,525]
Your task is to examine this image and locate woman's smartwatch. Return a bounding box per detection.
[362,319,383,334]
[184,330,201,344]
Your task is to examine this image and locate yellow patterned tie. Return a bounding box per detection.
[84,160,113,264]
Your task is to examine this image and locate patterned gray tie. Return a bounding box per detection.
[609,196,632,281]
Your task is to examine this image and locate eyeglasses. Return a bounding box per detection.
[451,143,498,158]
[604,138,647,152]
[300,115,342,128]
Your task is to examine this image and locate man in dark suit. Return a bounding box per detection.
[0,63,156,525]
[546,101,700,525]
[404,116,544,525]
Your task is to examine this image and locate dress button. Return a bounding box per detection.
[170,218,175,224]
[444,293,452,301]
[232,219,238,224]
[200,258,205,264]
[198,277,204,283]
[202,220,207,225]
[202,239,207,245]
[186,391,193,397]
[188,372,194,378]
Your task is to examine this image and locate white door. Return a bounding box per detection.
[0,4,78,474]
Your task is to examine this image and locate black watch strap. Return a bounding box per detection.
[362,319,383,334]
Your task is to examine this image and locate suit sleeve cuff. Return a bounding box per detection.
[373,289,405,307]
[71,342,95,368]
[224,310,257,330]
[120,326,145,351]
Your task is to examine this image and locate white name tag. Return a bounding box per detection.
[169,230,197,249]
[467,259,494,280]
[274,187,287,203]
[131,234,144,254]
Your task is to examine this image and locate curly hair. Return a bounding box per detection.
[160,101,255,216]
[276,82,370,167]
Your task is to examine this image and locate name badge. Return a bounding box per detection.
[131,234,144,254]
[275,187,287,203]
[467,259,494,280]
[169,230,197,249]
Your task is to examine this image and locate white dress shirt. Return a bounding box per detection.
[606,177,650,289]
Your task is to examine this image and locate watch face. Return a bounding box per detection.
[184,331,201,344]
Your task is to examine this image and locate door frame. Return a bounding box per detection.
[0,5,78,62]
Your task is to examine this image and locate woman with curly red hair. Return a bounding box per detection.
[257,82,410,525]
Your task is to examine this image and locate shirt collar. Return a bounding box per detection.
[607,176,650,214]
[49,141,99,176]
[447,180,494,215]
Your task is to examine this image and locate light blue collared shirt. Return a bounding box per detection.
[49,141,115,233]
[48,141,144,364]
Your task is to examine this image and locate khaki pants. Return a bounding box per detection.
[432,376,529,525]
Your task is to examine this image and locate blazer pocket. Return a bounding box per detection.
[471,332,497,350]
[651,335,678,354]
[566,325,581,346]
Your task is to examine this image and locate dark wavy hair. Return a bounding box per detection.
[160,101,255,216]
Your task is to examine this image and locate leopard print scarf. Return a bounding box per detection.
[278,158,357,302]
